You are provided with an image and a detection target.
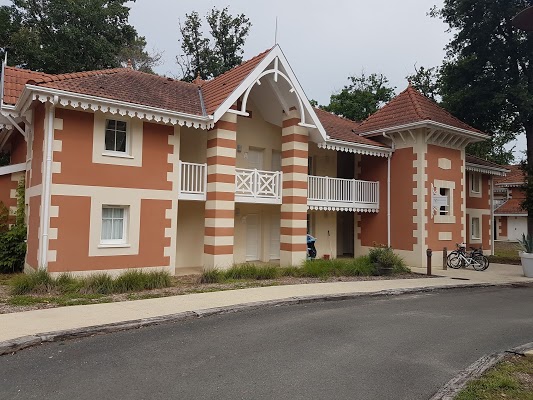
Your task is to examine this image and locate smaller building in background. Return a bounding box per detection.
[494,165,527,241]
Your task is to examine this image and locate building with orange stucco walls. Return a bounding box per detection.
[0,46,509,275]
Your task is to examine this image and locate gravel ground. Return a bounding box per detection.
[0,272,430,314]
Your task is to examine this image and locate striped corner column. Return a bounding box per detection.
[204,112,237,270]
[280,109,309,267]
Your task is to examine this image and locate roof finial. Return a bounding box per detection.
[193,71,204,86]
[127,59,133,69]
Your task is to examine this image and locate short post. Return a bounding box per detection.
[426,248,432,276]
[443,247,448,270]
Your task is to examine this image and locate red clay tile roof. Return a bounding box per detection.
[3,66,53,105]
[356,85,485,136]
[313,107,387,148]
[201,48,272,115]
[466,155,508,170]
[495,165,525,186]
[495,198,527,215]
[34,68,204,116]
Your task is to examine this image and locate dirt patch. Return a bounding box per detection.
[0,272,430,315]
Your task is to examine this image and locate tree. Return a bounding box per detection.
[406,65,441,101]
[406,64,515,164]
[322,73,395,121]
[431,0,533,234]
[117,34,163,74]
[176,7,251,82]
[0,0,144,73]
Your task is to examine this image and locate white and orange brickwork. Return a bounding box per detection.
[0,45,510,275]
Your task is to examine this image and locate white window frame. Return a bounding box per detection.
[104,118,131,157]
[434,180,456,224]
[469,172,482,197]
[471,217,481,240]
[100,205,128,246]
[93,112,143,167]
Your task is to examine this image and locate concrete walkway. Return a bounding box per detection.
[0,263,531,344]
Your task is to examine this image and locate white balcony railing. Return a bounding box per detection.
[308,176,379,211]
[235,168,282,204]
[178,161,207,201]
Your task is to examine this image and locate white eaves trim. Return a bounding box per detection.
[466,162,509,176]
[0,162,25,176]
[318,138,392,158]
[359,120,490,142]
[496,182,523,187]
[18,86,215,130]
[212,45,328,142]
[494,212,528,217]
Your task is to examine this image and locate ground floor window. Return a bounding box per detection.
[101,206,127,244]
[471,217,481,240]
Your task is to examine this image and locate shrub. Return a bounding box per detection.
[0,178,27,274]
[113,270,168,293]
[368,245,409,273]
[279,266,301,277]
[10,269,55,295]
[224,263,261,280]
[0,225,27,274]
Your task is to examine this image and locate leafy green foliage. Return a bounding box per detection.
[518,233,533,253]
[176,7,251,81]
[430,1,533,165]
[0,177,25,273]
[406,65,441,101]
[0,0,153,74]
[322,72,395,121]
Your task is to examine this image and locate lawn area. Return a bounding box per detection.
[489,241,522,265]
[0,252,425,314]
[455,355,533,400]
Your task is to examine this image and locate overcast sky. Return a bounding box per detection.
[1,0,525,159]
[128,0,525,160]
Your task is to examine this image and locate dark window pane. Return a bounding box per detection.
[105,130,115,151]
[116,121,127,132]
[106,120,116,130]
[116,131,127,152]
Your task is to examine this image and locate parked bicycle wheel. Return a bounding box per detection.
[472,254,488,271]
[447,253,463,269]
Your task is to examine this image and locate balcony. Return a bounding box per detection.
[235,168,282,204]
[177,161,207,201]
[308,176,379,212]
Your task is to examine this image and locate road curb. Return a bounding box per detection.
[0,281,526,356]
[429,342,533,400]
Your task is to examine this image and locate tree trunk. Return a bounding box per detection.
[526,124,533,237]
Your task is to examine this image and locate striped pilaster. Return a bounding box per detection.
[204,112,237,270]
[280,110,309,267]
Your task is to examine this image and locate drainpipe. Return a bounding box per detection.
[383,133,395,248]
[39,97,58,270]
[490,176,495,256]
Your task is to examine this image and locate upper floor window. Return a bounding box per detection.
[439,188,451,216]
[470,172,481,194]
[105,119,128,153]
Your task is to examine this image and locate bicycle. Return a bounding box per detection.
[447,243,489,271]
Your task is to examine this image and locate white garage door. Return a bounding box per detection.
[507,217,527,241]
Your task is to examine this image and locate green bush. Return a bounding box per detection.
[368,246,409,273]
[0,225,27,273]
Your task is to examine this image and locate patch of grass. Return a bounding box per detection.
[10,270,55,295]
[199,269,224,284]
[9,269,172,296]
[494,241,521,259]
[455,355,533,400]
[82,273,115,295]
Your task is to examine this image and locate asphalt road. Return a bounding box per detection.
[1,286,532,400]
